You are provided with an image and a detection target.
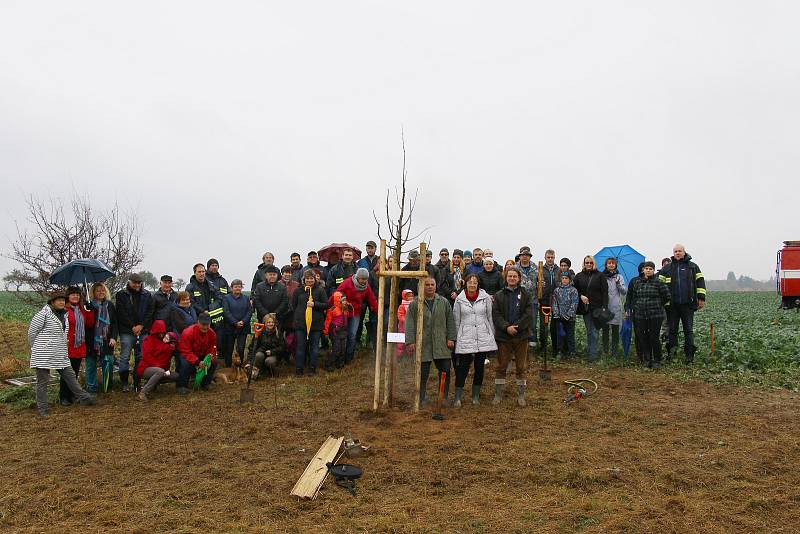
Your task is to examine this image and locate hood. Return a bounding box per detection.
[189,275,208,286]
[671,253,692,263]
[332,291,345,307]
[207,271,223,280]
[401,289,414,302]
[150,319,167,335]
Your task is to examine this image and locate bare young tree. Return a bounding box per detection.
[4,192,144,299]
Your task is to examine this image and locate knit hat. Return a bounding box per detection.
[462,250,472,258]
[264,265,281,275]
[425,250,433,257]
[207,258,219,269]
[355,267,370,279]
[453,248,463,257]
[439,248,449,254]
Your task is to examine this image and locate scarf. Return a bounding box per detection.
[466,290,478,302]
[71,304,85,348]
[604,268,619,278]
[352,274,368,291]
[92,299,111,353]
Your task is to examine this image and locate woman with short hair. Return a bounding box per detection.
[452,274,497,406]
[478,258,504,295]
[170,290,197,337]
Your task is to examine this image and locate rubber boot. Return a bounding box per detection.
[517,380,527,407]
[119,371,130,392]
[471,385,481,405]
[492,379,505,405]
[453,387,463,408]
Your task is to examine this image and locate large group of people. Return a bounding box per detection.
[27,241,705,416]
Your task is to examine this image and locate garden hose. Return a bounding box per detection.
[563,379,598,404]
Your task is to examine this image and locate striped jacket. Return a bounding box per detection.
[28,305,70,369]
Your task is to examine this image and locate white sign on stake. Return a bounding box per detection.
[387,332,405,343]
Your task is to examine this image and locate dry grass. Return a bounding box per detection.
[1,340,799,532]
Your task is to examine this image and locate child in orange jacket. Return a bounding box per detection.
[323,291,353,370]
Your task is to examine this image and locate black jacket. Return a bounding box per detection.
[625,275,670,320]
[207,272,230,296]
[170,304,197,337]
[478,269,504,296]
[434,259,456,300]
[573,269,609,315]
[539,263,560,305]
[492,285,534,342]
[115,287,155,336]
[326,261,358,296]
[250,263,273,294]
[399,263,438,295]
[289,283,329,332]
[185,275,224,328]
[252,281,289,323]
[152,289,178,328]
[658,254,706,309]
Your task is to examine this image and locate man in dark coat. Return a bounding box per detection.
[152,275,177,330]
[326,248,358,296]
[250,252,276,294]
[658,244,706,363]
[253,265,289,327]
[492,267,534,407]
[115,272,155,392]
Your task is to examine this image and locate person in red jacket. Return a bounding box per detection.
[135,320,177,400]
[327,268,378,365]
[176,312,217,393]
[61,286,95,406]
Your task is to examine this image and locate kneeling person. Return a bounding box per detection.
[249,314,284,379]
[136,320,178,401]
[177,312,218,392]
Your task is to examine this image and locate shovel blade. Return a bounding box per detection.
[539,369,552,382]
[239,388,255,404]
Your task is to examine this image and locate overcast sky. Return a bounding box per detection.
[1,1,796,285]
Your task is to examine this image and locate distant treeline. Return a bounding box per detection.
[706,273,775,292]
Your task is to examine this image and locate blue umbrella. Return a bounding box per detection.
[594,245,645,285]
[49,258,115,286]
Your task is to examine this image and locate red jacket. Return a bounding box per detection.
[328,277,377,318]
[136,320,176,377]
[179,323,217,366]
[67,305,95,359]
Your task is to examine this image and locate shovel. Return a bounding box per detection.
[539,306,552,382]
[432,370,446,421]
[240,322,264,404]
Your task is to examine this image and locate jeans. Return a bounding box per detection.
[345,316,360,362]
[223,330,248,367]
[583,314,599,361]
[667,303,696,359]
[556,319,576,355]
[118,333,143,374]
[84,353,99,393]
[453,352,487,388]
[295,329,322,371]
[176,356,217,388]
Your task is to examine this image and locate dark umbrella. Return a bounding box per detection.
[49,258,115,286]
[621,318,633,359]
[317,243,362,263]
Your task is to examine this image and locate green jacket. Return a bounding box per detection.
[404,294,456,362]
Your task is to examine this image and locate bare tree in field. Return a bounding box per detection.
[4,192,144,299]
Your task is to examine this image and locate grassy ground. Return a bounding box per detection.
[2,291,799,532]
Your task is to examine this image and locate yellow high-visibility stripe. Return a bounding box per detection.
[193,291,201,296]
[209,308,224,316]
[219,288,228,294]
[696,288,707,295]
[695,272,704,280]
[659,275,670,283]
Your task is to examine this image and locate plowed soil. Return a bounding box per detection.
[1,347,799,533]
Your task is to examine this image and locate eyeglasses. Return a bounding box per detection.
[584,262,594,265]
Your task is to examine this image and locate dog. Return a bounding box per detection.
[213,353,247,384]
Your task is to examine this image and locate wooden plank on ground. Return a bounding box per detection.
[290,435,344,500]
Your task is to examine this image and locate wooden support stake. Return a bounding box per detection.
[413,242,427,413]
[373,240,387,411]
[383,261,399,407]
[290,435,344,500]
[376,270,429,278]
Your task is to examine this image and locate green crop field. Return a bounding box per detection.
[0,292,43,322]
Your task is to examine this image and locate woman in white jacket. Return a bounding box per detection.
[452,274,497,406]
[28,292,96,417]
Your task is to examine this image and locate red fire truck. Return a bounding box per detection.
[777,241,800,309]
